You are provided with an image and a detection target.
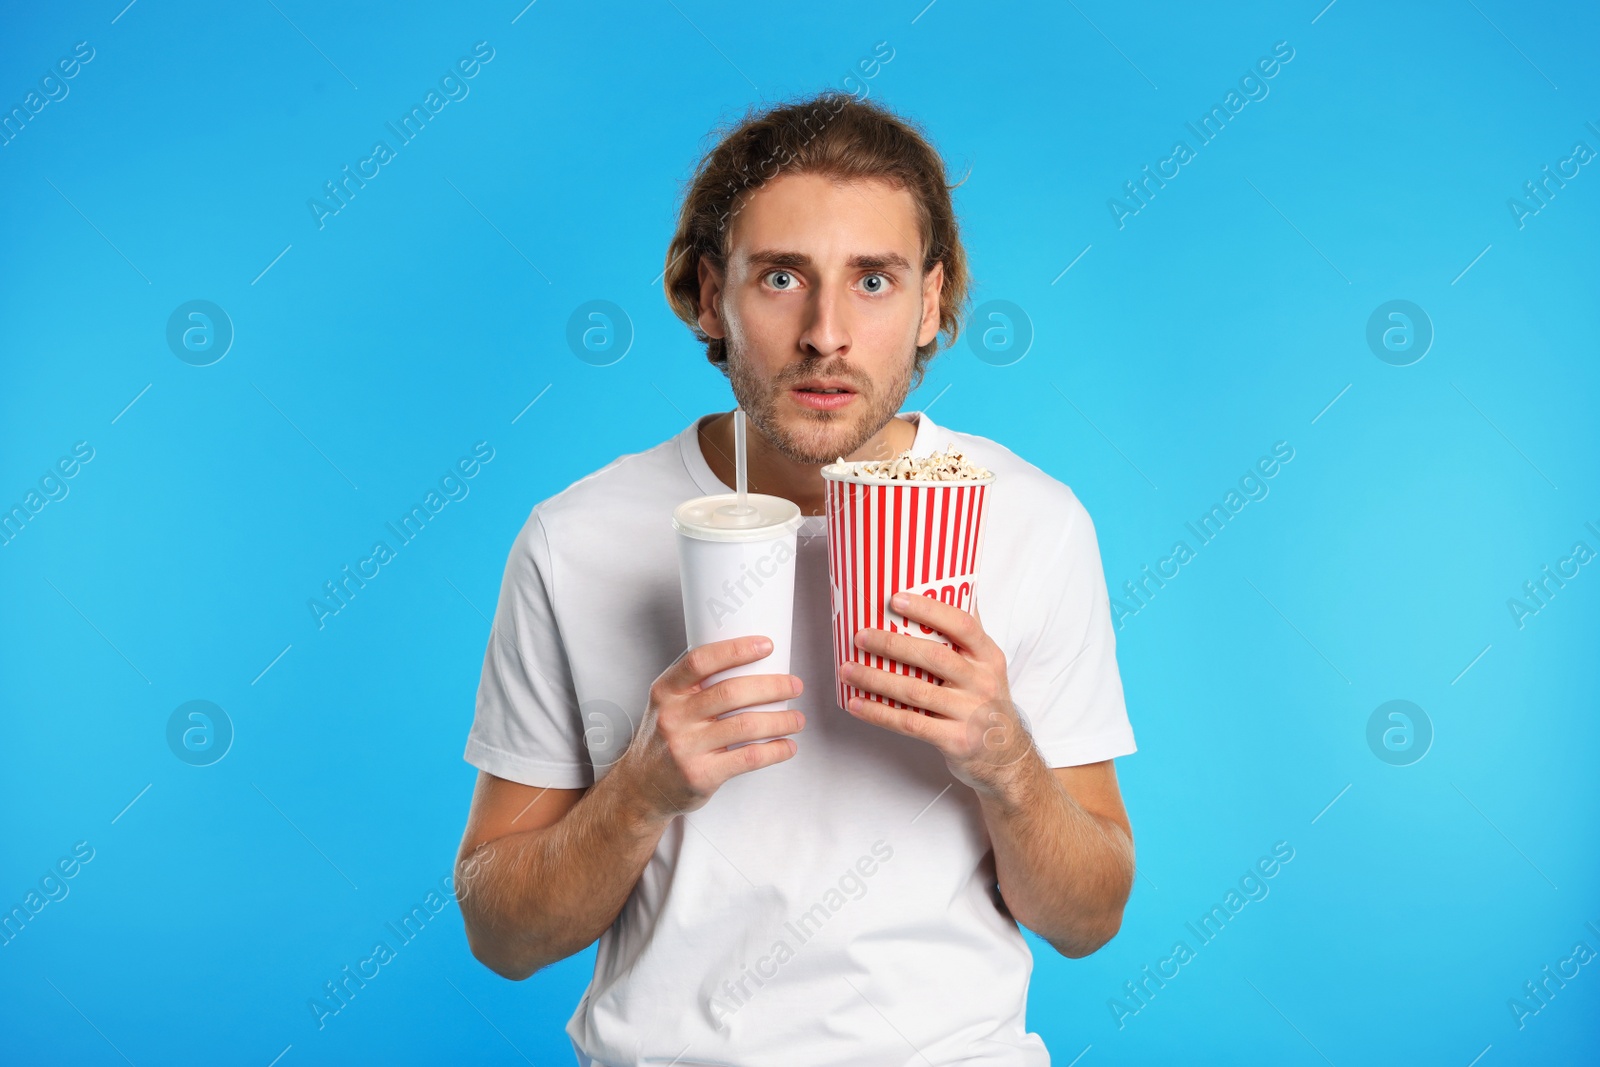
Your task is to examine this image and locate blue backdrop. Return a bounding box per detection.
[3,1,1596,1063]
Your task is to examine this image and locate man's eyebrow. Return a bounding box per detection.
[745,249,914,272]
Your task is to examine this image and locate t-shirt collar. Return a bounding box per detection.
[678,409,939,500]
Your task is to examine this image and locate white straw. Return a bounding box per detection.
[734,407,749,510]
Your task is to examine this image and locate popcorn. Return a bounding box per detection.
[844,443,993,481]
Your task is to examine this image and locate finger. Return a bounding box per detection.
[841,661,960,718]
[702,708,806,752]
[707,733,798,779]
[844,691,953,745]
[853,627,975,686]
[892,592,990,655]
[688,672,801,720]
[665,636,777,695]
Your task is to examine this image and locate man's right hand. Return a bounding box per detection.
[620,635,805,817]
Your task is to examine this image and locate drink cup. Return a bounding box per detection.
[821,462,996,714]
[673,493,803,744]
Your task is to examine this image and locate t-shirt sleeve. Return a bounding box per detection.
[1002,495,1136,768]
[463,508,594,789]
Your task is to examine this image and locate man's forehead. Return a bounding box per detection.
[727,173,922,266]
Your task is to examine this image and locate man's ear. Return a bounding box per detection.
[697,257,727,340]
[916,260,945,348]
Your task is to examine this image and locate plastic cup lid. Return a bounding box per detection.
[673,492,803,542]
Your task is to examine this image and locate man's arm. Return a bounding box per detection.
[975,758,1133,958]
[455,771,664,981]
[454,635,807,981]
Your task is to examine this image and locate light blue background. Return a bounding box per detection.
[3,1,1597,1063]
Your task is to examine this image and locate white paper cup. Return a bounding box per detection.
[673,493,803,741]
[820,462,995,714]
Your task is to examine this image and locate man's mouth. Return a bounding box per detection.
[792,378,857,394]
[790,382,857,410]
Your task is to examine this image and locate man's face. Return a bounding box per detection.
[697,172,944,465]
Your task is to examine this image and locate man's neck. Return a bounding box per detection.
[697,411,918,516]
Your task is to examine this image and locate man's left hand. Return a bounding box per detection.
[841,591,1033,795]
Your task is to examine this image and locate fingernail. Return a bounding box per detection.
[791,676,802,694]
[891,592,908,608]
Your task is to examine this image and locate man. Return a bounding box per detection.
[456,91,1136,1066]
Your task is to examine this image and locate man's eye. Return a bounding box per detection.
[861,273,889,293]
[767,270,796,290]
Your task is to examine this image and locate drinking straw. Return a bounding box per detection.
[734,407,749,512]
[715,408,759,523]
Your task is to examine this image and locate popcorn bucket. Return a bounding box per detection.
[821,460,995,714]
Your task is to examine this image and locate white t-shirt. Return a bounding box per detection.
[465,409,1136,1067]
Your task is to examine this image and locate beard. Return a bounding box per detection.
[725,336,917,467]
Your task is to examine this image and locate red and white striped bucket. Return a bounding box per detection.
[821,462,995,714]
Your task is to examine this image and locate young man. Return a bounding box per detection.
[456,92,1137,1066]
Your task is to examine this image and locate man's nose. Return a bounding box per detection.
[798,281,851,358]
